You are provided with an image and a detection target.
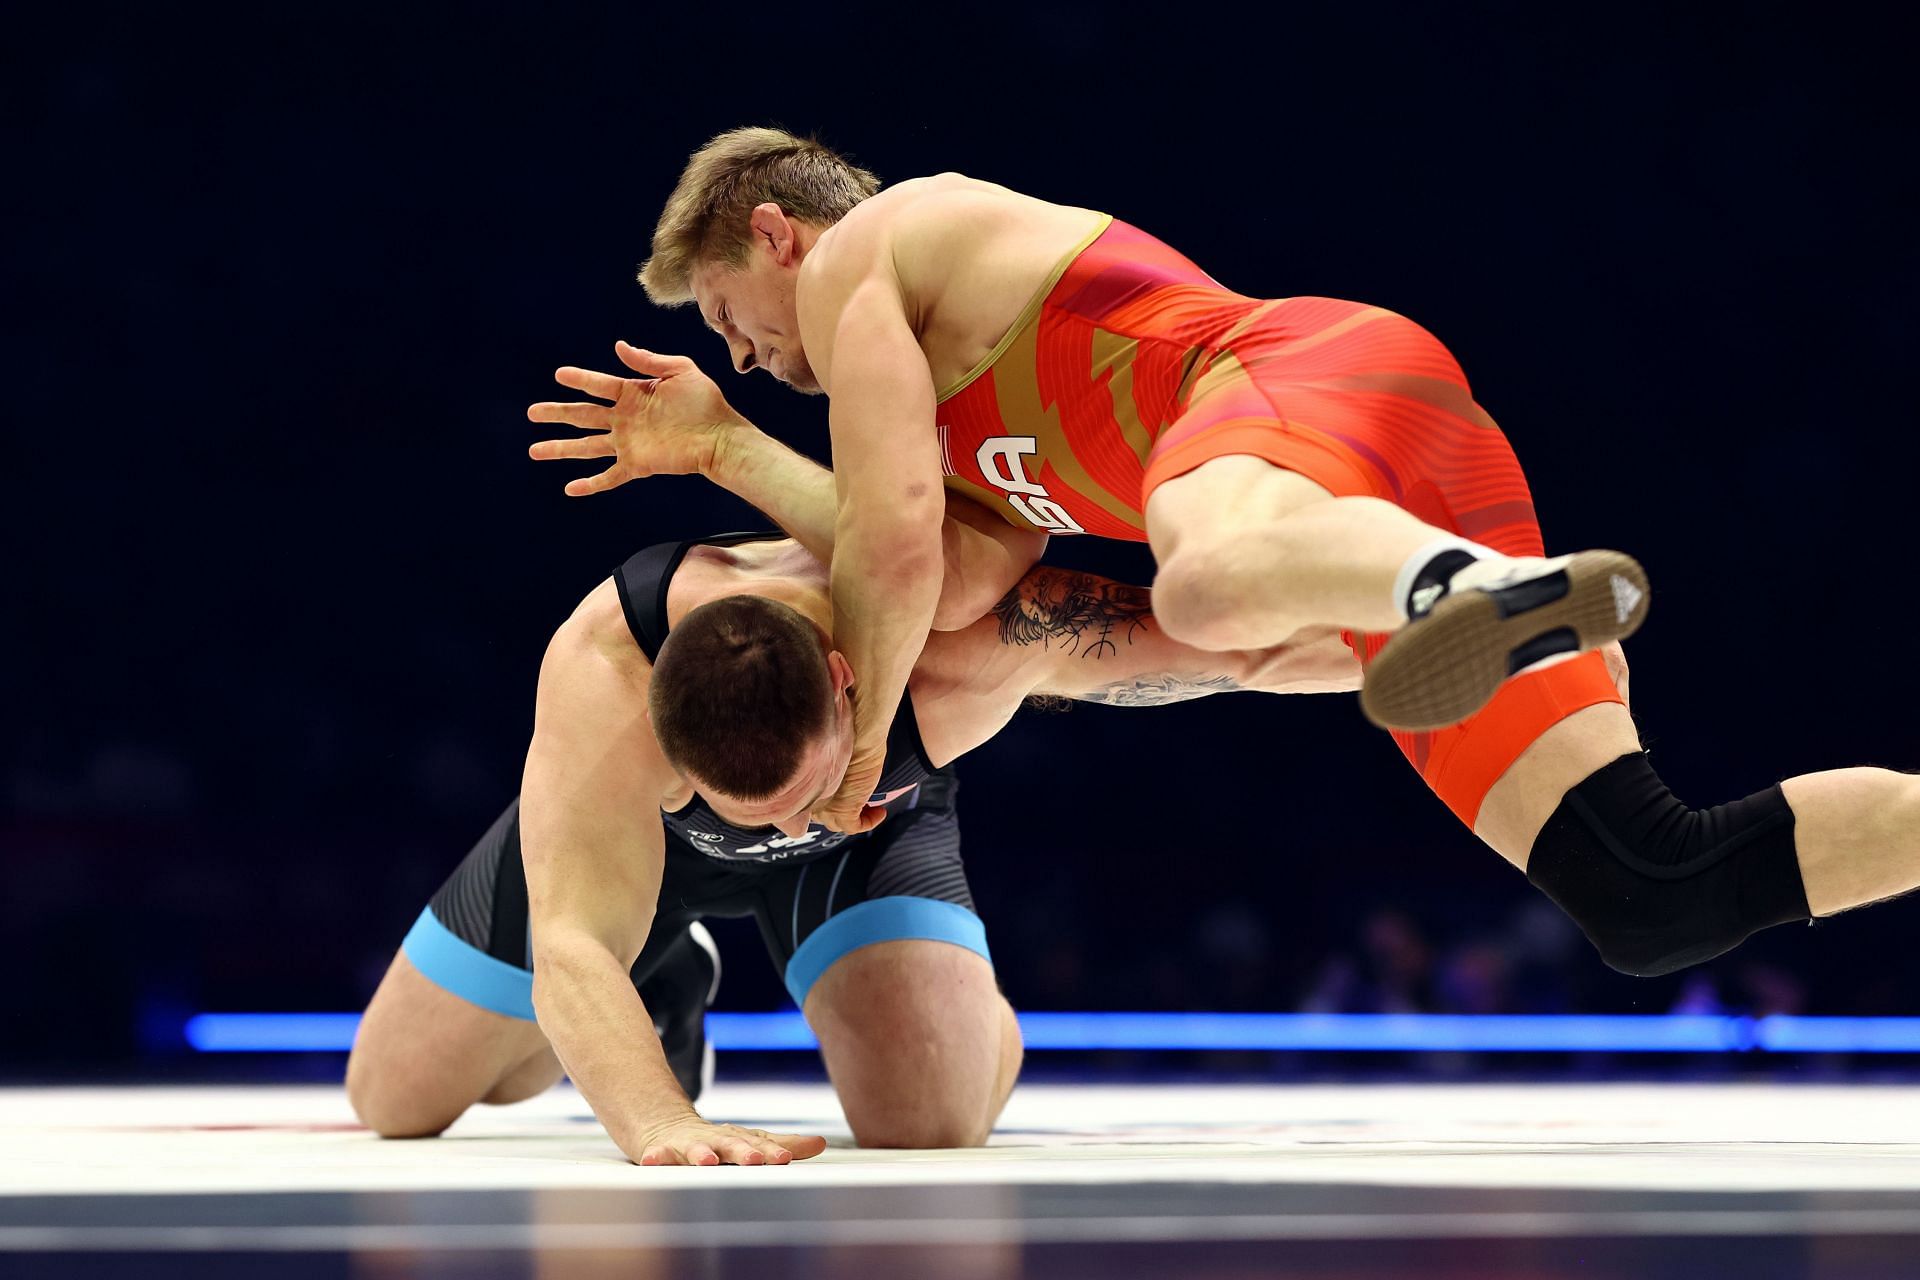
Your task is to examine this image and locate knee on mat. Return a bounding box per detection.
[1524,752,1811,979]
[346,1058,458,1139]
[849,1108,992,1151]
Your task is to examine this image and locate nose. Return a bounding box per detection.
[729,337,757,375]
[773,813,812,839]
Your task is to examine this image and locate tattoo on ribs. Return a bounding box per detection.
[993,570,1153,659]
[1076,673,1244,706]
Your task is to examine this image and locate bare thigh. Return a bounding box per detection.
[1471,640,1640,868]
[1144,454,1444,646]
[803,939,1021,1150]
[1143,454,1337,562]
[1474,688,1641,871]
[346,950,562,1138]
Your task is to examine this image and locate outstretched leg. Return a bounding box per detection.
[1475,675,1920,973]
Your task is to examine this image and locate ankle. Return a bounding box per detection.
[1393,537,1496,621]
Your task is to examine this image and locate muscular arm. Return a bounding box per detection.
[517,584,701,1159]
[799,220,948,830]
[704,424,1047,626]
[529,348,1042,640]
[911,567,1363,765]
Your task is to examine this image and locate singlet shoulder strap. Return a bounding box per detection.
[612,531,787,663]
[890,690,941,776]
[612,541,689,663]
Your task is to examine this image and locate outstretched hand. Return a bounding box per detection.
[527,342,742,496]
[633,1114,828,1167]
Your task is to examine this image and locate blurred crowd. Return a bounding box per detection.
[4,705,1914,1071]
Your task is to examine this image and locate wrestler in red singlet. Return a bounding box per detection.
[934,215,1624,829]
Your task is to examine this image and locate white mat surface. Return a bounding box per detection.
[10,1081,1920,1196]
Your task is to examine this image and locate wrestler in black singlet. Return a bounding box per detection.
[405,534,985,1046]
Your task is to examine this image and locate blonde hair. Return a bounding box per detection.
[639,126,880,305]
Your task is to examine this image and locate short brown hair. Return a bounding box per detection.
[648,595,834,800]
[639,126,880,305]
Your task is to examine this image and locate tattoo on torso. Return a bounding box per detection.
[992,570,1152,658]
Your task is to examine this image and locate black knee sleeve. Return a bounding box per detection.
[1525,753,1811,977]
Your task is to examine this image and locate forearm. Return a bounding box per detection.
[1071,634,1361,703]
[706,425,838,566]
[707,427,1040,632]
[1231,627,1365,695]
[802,240,950,792]
[832,510,943,754]
[532,936,694,1158]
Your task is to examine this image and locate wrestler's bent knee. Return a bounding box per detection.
[1526,753,1811,977]
[1151,552,1271,650]
[844,994,1014,1149]
[850,1108,992,1150]
[345,1056,459,1139]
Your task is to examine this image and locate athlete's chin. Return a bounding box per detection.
[776,359,823,396]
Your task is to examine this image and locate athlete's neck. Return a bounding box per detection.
[667,539,833,636]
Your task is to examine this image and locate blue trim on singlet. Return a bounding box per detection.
[782,896,991,1008]
[402,907,538,1022]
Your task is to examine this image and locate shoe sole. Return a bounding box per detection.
[1359,549,1649,732]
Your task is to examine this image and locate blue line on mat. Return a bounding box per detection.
[181,1012,1920,1053]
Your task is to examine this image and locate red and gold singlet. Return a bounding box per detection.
[934,214,1624,829]
[936,214,1538,551]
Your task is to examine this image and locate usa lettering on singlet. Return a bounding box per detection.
[974,437,1085,534]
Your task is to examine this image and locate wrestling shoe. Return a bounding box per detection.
[637,921,720,1103]
[1359,548,1650,732]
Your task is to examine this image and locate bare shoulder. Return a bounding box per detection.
[532,575,687,804]
[545,577,651,689]
[804,174,1067,284]
[816,174,992,236]
[796,174,1101,381]
[800,182,922,284]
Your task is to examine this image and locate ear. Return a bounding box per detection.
[825,649,856,696]
[750,202,797,264]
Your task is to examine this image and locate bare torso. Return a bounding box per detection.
[805,174,1107,393]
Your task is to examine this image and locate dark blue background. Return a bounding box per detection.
[7,3,1917,1066]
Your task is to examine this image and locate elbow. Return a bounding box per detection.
[842,513,945,588]
[842,490,945,553]
[528,968,568,1031]
[528,926,647,1020]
